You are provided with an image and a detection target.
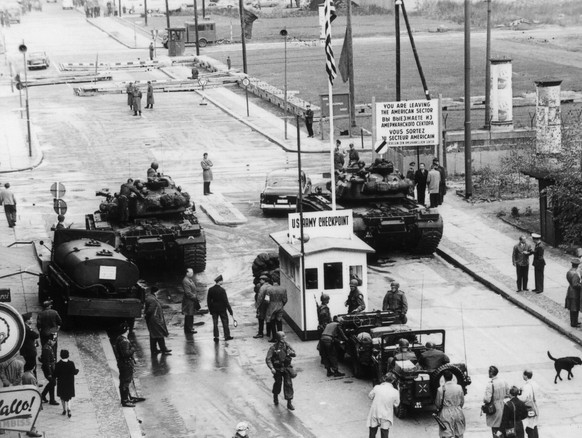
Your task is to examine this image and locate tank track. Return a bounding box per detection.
[184,242,207,273]
[412,229,443,255]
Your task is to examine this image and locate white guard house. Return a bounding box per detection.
[270,210,374,341]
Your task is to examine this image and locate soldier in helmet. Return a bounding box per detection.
[317,293,331,331]
[147,162,159,182]
[345,279,365,314]
[387,338,418,370]
[118,178,144,224]
[382,281,408,324]
[111,322,145,407]
[317,316,346,377]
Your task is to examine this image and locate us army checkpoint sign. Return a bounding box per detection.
[375,99,439,147]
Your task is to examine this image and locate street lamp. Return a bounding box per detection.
[242,77,250,117]
[19,42,32,158]
[280,28,288,139]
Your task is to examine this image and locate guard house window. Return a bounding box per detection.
[280,252,297,284]
[349,265,363,286]
[323,262,343,290]
[305,268,318,289]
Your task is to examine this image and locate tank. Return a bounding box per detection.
[85,174,207,273]
[302,162,443,254]
[38,229,145,320]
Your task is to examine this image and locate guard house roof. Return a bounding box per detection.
[270,230,375,259]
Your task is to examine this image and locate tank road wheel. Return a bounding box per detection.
[412,229,443,255]
[395,402,408,419]
[184,243,207,273]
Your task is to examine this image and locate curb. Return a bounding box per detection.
[85,17,141,49]
[436,244,582,347]
[0,123,44,174]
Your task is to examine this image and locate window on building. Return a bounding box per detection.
[305,268,318,289]
[323,262,343,290]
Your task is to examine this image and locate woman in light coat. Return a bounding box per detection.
[518,369,540,438]
[435,370,465,438]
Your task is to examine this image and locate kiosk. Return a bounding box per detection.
[166,27,186,57]
[270,210,374,341]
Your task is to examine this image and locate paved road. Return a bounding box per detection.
[1,7,581,438]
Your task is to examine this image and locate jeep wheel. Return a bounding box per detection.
[395,402,408,419]
[431,364,468,392]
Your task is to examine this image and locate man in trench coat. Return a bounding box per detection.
[566,259,582,327]
[182,268,199,334]
[133,86,142,116]
[145,81,154,109]
[144,287,172,355]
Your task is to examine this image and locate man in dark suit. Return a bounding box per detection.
[304,104,314,138]
[512,235,532,292]
[207,275,234,342]
[414,163,428,206]
[566,259,581,327]
[432,158,447,205]
[531,233,545,293]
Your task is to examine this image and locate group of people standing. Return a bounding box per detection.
[408,158,447,208]
[125,81,154,116]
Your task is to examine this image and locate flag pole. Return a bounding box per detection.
[329,81,336,210]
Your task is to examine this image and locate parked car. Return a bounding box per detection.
[260,168,311,213]
[27,51,50,69]
[4,3,22,23]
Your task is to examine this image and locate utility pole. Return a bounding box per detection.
[346,0,356,128]
[194,0,200,56]
[165,0,170,31]
[144,0,148,26]
[239,0,248,73]
[484,0,491,129]
[464,0,472,198]
[395,0,401,101]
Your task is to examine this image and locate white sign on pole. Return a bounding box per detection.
[288,210,353,241]
[375,99,439,147]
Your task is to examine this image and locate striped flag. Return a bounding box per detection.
[324,0,337,86]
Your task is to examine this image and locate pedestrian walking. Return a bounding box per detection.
[531,233,545,293]
[126,82,134,111]
[518,370,540,438]
[316,293,332,331]
[414,163,428,206]
[345,278,365,314]
[265,280,288,342]
[0,355,24,387]
[500,386,528,438]
[435,370,465,438]
[149,42,154,61]
[144,287,172,355]
[182,268,199,334]
[0,182,17,227]
[145,81,154,109]
[304,104,314,138]
[483,365,509,437]
[317,317,346,377]
[265,331,296,410]
[512,236,532,292]
[20,313,39,378]
[201,152,213,195]
[40,336,59,405]
[207,275,234,342]
[566,258,582,327]
[133,86,143,116]
[227,56,231,70]
[433,158,447,205]
[426,164,441,208]
[53,349,79,418]
[112,322,143,408]
[382,281,408,324]
[367,372,400,438]
[253,275,271,339]
[37,300,61,354]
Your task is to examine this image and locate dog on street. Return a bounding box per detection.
[547,351,582,384]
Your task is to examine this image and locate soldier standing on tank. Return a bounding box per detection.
[133,85,143,116]
[118,178,144,224]
[382,281,408,324]
[345,279,365,314]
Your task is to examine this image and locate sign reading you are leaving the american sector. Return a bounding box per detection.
[375,99,439,147]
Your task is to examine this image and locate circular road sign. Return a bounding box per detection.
[242,77,250,87]
[18,43,27,54]
[53,199,68,215]
[198,77,208,87]
[0,303,25,362]
[50,182,66,199]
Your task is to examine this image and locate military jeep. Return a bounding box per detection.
[372,328,471,418]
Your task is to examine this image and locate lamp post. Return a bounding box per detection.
[280,28,288,139]
[242,77,250,117]
[19,42,32,158]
